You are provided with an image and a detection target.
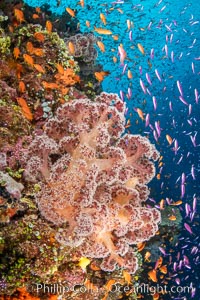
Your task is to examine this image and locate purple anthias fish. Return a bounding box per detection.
[184,223,193,234]
[139,78,147,94]
[155,69,162,82]
[152,96,157,110]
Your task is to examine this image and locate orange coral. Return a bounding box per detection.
[54,68,80,86]
[0,287,58,300]
[42,81,59,89]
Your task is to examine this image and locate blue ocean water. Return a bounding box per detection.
[23,0,200,299]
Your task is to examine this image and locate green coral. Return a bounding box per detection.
[0,15,8,22]
[161,206,182,228]
[0,34,11,55]
[5,167,24,179]
[0,213,75,293]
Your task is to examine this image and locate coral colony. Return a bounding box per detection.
[22,92,161,274]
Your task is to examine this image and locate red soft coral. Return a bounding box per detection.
[23,92,161,274]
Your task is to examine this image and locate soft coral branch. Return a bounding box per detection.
[22,92,161,274]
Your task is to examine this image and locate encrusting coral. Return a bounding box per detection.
[65,33,98,63]
[21,92,161,274]
[0,13,80,123]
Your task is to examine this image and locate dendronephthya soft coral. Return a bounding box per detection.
[22,92,161,274]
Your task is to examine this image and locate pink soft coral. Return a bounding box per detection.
[23,92,160,273]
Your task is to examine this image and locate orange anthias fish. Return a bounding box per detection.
[148,269,157,282]
[14,8,25,23]
[66,7,75,17]
[136,108,145,121]
[159,265,167,274]
[94,27,112,35]
[159,199,165,210]
[123,270,131,284]
[16,97,33,121]
[144,251,151,262]
[153,293,160,300]
[113,56,117,63]
[56,63,65,75]
[35,7,41,13]
[171,200,182,206]
[23,54,34,67]
[13,47,20,59]
[84,279,97,292]
[97,40,105,52]
[105,279,116,291]
[85,20,90,27]
[18,81,26,93]
[94,71,110,82]
[168,215,177,221]
[46,20,52,32]
[33,64,45,73]
[137,43,145,55]
[78,0,84,7]
[16,63,23,79]
[127,69,133,79]
[137,242,146,252]
[100,13,106,25]
[32,13,39,19]
[125,119,131,128]
[26,42,34,54]
[112,34,119,40]
[166,134,173,145]
[34,32,45,42]
[155,256,163,269]
[127,19,131,30]
[68,41,75,55]
[33,48,44,56]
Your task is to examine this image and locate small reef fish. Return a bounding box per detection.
[97,40,105,52]
[118,45,127,64]
[137,43,145,55]
[148,269,157,282]
[100,13,106,25]
[13,47,20,59]
[136,108,145,120]
[85,20,90,27]
[94,27,112,35]
[68,41,75,55]
[166,134,173,145]
[23,54,34,66]
[78,257,90,272]
[16,97,33,121]
[94,71,110,82]
[46,20,53,32]
[14,8,25,23]
[66,7,76,17]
